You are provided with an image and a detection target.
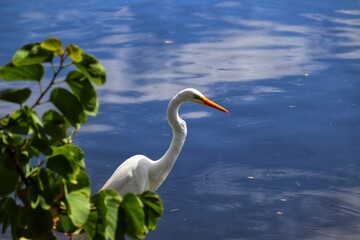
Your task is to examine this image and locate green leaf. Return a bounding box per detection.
[122,193,148,239]
[11,43,53,66]
[66,191,90,227]
[56,214,78,233]
[28,182,42,209]
[66,44,84,62]
[0,163,19,197]
[65,170,91,227]
[5,107,43,135]
[47,155,78,184]
[1,109,28,135]
[0,88,31,104]
[50,87,87,126]
[46,145,85,183]
[66,170,91,198]
[40,37,64,55]
[17,207,54,239]
[42,110,70,143]
[140,191,163,231]
[66,70,99,116]
[84,190,122,240]
[74,54,106,85]
[0,63,44,81]
[32,132,52,155]
[0,197,16,232]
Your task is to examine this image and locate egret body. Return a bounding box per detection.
[101,88,228,195]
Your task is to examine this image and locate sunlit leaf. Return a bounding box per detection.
[64,170,91,226]
[122,193,148,239]
[67,191,90,227]
[46,145,85,183]
[0,63,44,81]
[84,190,122,240]
[140,191,163,231]
[40,37,64,55]
[0,88,31,104]
[11,43,53,66]
[66,44,84,62]
[66,170,90,198]
[66,70,99,116]
[50,87,87,126]
[23,106,43,131]
[74,54,106,85]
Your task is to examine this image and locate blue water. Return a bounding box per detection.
[1,0,360,239]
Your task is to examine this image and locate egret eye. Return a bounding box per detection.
[194,94,202,100]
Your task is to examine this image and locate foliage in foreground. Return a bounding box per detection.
[0,37,162,239]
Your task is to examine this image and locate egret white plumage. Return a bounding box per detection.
[69,88,228,239]
[101,88,228,195]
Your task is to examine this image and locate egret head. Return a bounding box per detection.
[179,88,229,113]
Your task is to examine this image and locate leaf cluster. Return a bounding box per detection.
[0,38,163,239]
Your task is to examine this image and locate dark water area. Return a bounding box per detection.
[1,0,360,239]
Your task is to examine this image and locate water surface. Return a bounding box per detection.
[1,0,360,239]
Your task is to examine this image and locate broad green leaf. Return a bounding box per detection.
[83,208,98,239]
[0,63,44,81]
[5,107,42,135]
[40,37,64,55]
[42,110,70,143]
[28,182,46,209]
[32,132,52,155]
[140,191,163,231]
[42,109,65,123]
[56,214,78,233]
[17,207,54,239]
[0,164,19,197]
[0,131,24,146]
[74,54,106,85]
[11,43,53,66]
[50,87,87,126]
[66,44,84,62]
[66,170,91,198]
[53,144,85,169]
[47,154,79,184]
[0,88,31,104]
[122,193,148,239]
[66,191,90,226]
[47,145,85,183]
[66,70,99,116]
[24,106,43,129]
[84,190,122,240]
[64,170,91,227]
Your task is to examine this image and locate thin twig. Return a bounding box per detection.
[31,55,65,109]
[8,147,29,187]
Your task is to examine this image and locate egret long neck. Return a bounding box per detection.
[151,98,187,189]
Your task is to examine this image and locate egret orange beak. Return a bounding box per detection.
[200,96,229,113]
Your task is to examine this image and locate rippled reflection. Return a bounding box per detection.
[99,16,327,103]
[185,162,360,239]
[0,0,360,239]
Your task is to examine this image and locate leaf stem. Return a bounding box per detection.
[8,146,29,187]
[31,54,65,109]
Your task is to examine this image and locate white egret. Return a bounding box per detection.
[101,88,229,195]
[69,88,228,239]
